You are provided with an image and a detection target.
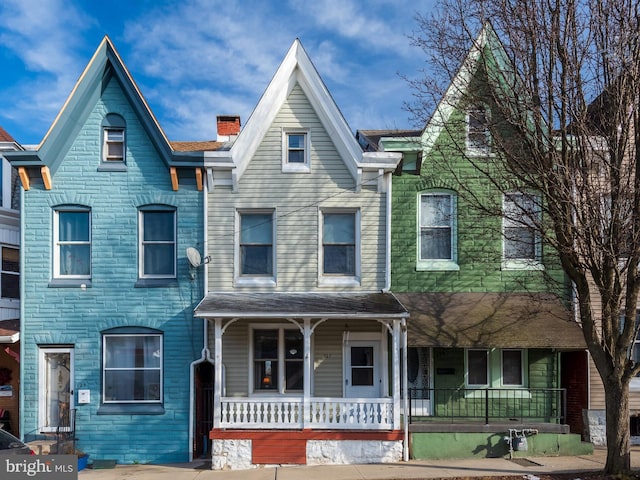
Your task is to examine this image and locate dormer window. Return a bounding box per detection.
[282,130,310,172]
[101,114,126,168]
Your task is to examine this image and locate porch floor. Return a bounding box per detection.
[409,421,569,434]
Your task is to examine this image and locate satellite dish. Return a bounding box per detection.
[186,247,202,268]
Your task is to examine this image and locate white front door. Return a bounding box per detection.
[345,340,381,398]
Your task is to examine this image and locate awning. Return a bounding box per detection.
[395,292,585,350]
[194,292,408,319]
[0,319,19,344]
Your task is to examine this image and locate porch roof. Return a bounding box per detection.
[396,292,586,350]
[194,292,408,319]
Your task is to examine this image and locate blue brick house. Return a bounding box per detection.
[6,37,206,464]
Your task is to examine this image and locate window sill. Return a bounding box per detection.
[97,404,165,415]
[416,260,460,272]
[318,276,361,287]
[501,260,544,271]
[48,279,92,288]
[135,278,178,288]
[97,163,128,172]
[464,388,531,399]
[282,164,311,173]
[234,277,276,287]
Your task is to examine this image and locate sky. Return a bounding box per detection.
[0,0,436,146]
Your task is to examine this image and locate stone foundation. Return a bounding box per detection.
[211,438,403,470]
[306,440,403,465]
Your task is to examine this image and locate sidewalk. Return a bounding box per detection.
[79,447,640,480]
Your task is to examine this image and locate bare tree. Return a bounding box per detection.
[406,0,640,474]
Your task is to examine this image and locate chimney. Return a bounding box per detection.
[216,115,241,142]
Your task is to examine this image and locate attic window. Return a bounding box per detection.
[101,114,126,166]
[282,130,310,172]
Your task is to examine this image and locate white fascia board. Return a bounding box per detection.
[194,311,408,320]
[359,151,403,172]
[229,43,300,181]
[203,150,234,167]
[0,333,19,344]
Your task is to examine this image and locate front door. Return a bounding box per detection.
[39,347,74,433]
[345,340,381,398]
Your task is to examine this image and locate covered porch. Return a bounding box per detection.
[194,292,409,469]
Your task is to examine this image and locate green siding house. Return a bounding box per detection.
[357,24,589,460]
[5,37,206,464]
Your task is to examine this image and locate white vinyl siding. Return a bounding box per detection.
[206,84,386,292]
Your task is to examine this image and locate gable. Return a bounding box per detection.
[204,39,401,192]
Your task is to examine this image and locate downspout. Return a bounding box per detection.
[383,171,393,292]
[188,167,213,462]
[402,317,409,462]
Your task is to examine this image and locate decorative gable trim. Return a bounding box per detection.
[204,39,401,192]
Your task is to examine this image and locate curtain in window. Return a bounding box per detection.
[104,335,161,402]
[420,195,452,260]
[58,211,90,276]
[142,211,175,276]
[504,194,537,259]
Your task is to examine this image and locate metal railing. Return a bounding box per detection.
[408,387,566,425]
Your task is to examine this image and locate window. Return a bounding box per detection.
[322,211,358,278]
[465,348,527,389]
[239,212,274,277]
[419,193,455,260]
[466,107,491,155]
[503,193,541,269]
[466,349,488,386]
[502,350,524,386]
[101,113,126,164]
[54,208,91,278]
[139,208,176,278]
[282,130,310,172]
[252,327,303,393]
[103,333,162,403]
[1,247,18,299]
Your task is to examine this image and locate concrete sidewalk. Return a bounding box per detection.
[78,447,640,480]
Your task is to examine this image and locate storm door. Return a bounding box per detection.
[39,348,74,433]
[345,340,381,398]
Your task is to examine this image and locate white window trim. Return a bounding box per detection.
[53,208,91,280]
[102,127,125,163]
[465,106,492,157]
[38,347,74,433]
[318,208,361,287]
[234,209,277,287]
[249,323,308,396]
[501,193,543,271]
[416,191,459,271]
[138,209,177,279]
[102,333,163,404]
[282,129,311,173]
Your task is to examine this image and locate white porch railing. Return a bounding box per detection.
[219,397,394,430]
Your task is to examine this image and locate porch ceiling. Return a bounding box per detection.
[194,292,409,319]
[396,292,586,350]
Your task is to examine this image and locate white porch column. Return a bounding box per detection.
[213,318,222,429]
[392,319,401,429]
[303,318,311,427]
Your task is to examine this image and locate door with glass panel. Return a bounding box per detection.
[345,341,380,398]
[39,348,74,432]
